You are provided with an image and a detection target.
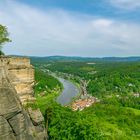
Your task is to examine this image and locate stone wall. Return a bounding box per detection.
[0,56,47,140]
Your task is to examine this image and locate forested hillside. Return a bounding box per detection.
[35,69,62,95]
[32,58,140,140]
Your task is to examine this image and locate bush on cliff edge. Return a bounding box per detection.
[0,24,11,55]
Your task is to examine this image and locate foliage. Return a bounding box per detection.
[0,24,11,55]
[32,59,140,140]
[34,69,62,96]
[40,100,140,140]
[40,61,140,99]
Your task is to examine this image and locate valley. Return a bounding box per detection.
[1,1,140,139]
[31,56,140,140]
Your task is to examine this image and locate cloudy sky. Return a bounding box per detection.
[0,0,140,57]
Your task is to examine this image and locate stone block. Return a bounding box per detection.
[8,113,26,136]
[0,116,16,140]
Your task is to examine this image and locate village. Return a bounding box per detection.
[72,96,98,111]
[71,79,100,111]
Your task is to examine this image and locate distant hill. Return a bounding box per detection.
[30,56,140,63]
[102,57,140,62]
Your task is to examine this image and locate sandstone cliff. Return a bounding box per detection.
[0,56,47,140]
[5,57,35,104]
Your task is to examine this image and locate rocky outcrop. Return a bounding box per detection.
[4,57,35,104]
[0,56,47,140]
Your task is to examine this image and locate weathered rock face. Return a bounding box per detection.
[0,56,47,140]
[6,57,35,104]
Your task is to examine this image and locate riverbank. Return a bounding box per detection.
[53,73,99,111]
[55,77,80,105]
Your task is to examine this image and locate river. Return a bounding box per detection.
[56,77,80,105]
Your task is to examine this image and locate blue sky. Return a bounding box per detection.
[0,0,140,57]
[16,0,140,21]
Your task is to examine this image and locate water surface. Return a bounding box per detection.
[56,77,79,105]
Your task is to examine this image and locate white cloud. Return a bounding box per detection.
[0,0,140,57]
[110,0,140,10]
[92,19,113,28]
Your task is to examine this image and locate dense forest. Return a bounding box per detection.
[31,58,140,140]
[34,69,62,95]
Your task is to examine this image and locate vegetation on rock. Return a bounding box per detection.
[0,24,11,55]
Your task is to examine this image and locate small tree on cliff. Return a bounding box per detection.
[0,24,11,55]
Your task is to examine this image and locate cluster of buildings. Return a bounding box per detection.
[71,78,100,111]
[72,96,99,111]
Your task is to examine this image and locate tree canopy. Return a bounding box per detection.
[0,24,11,55]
